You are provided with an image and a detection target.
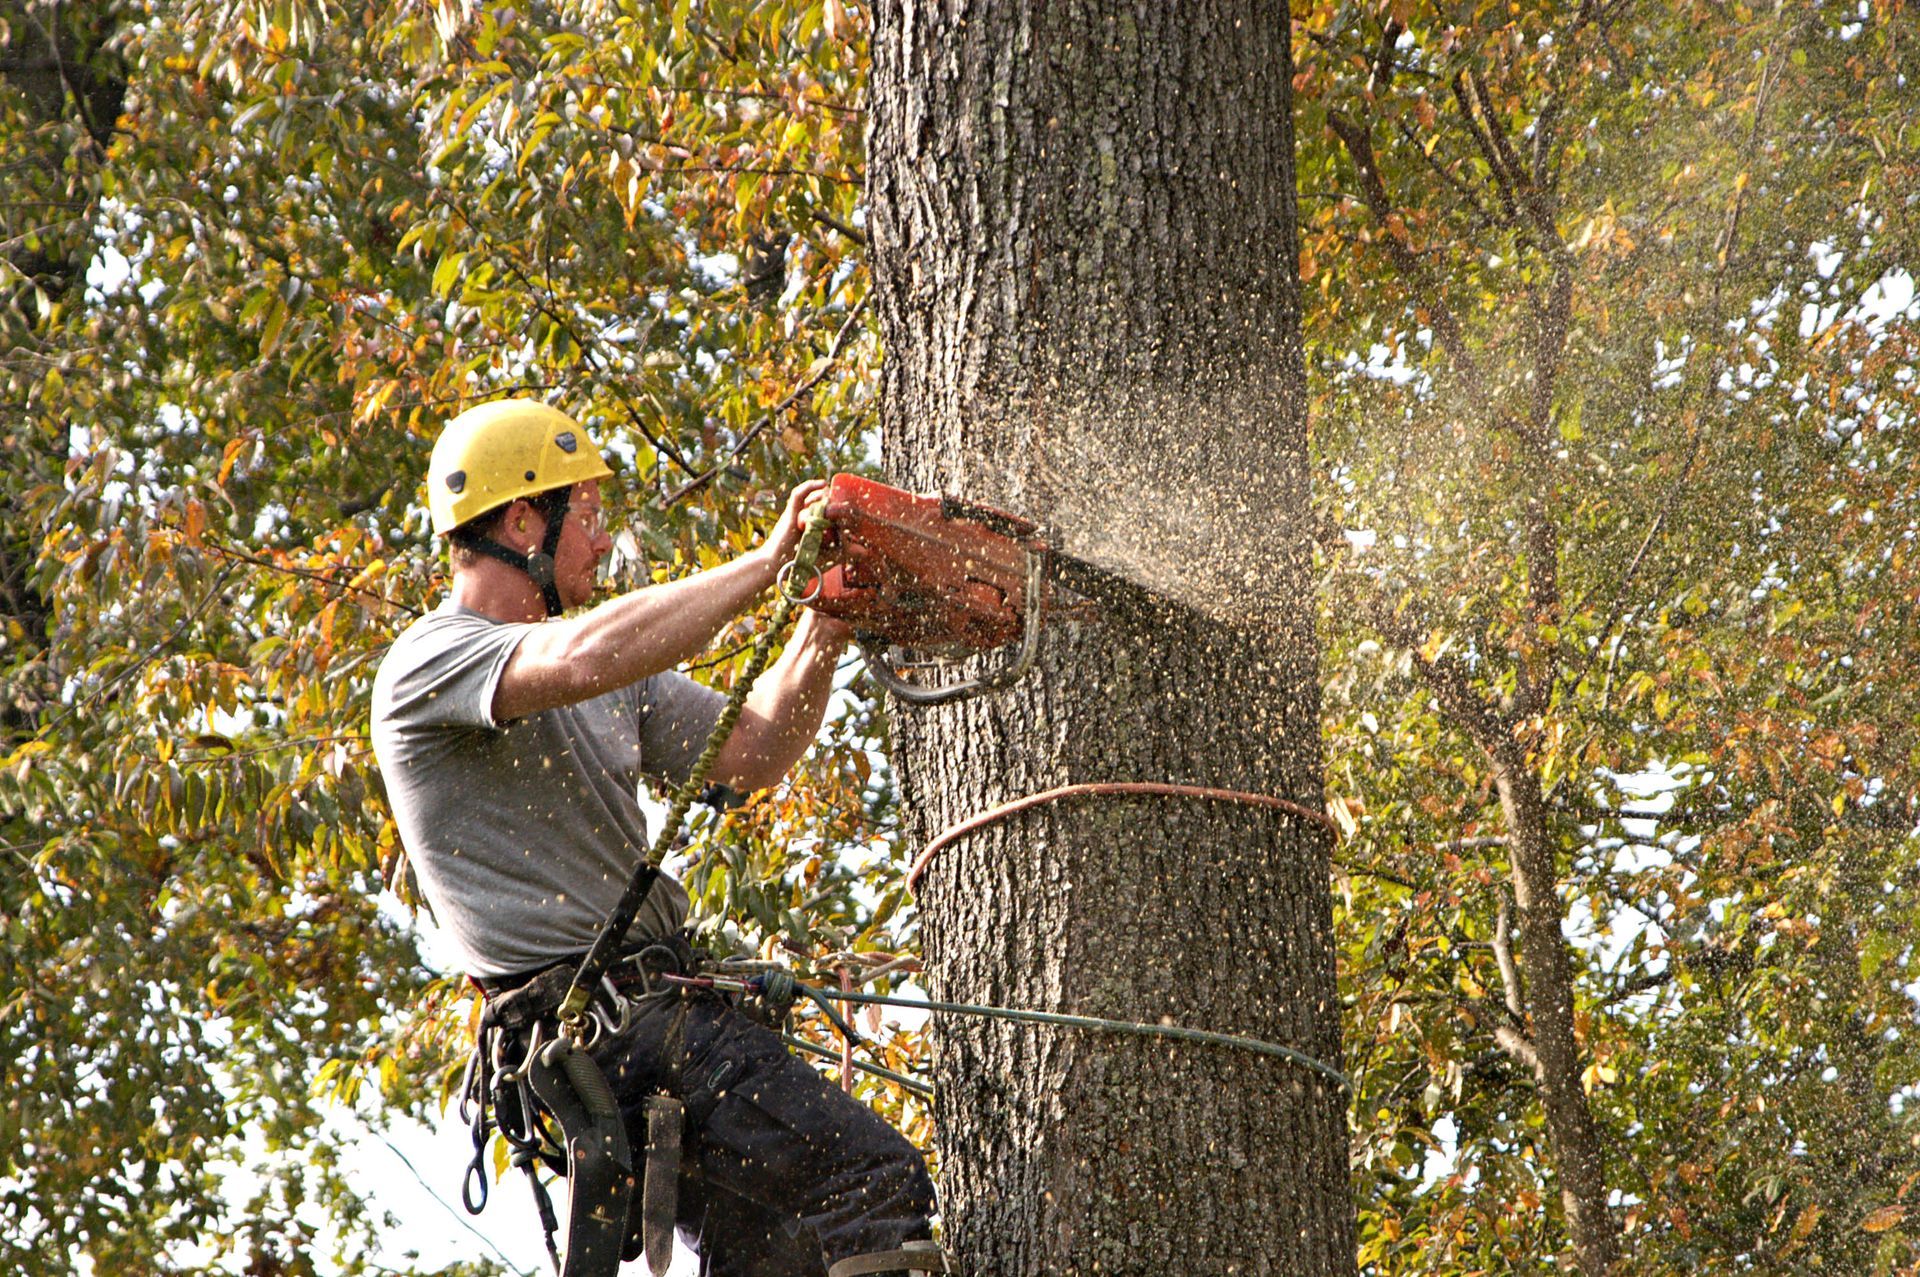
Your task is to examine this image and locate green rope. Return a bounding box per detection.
[816,986,1354,1096]
[682,974,1353,1097]
[557,500,832,1026]
[641,500,832,874]
[781,1033,937,1099]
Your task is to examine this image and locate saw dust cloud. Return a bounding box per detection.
[975,370,1318,638]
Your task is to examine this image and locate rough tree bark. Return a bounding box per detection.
[867,4,1356,1274]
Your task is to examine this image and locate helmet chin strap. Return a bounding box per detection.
[452,488,572,617]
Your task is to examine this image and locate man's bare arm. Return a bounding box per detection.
[709,609,852,793]
[491,482,825,722]
[492,552,777,722]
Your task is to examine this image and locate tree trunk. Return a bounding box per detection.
[868,4,1356,1274]
[1491,750,1621,1276]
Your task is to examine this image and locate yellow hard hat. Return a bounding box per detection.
[427,399,614,535]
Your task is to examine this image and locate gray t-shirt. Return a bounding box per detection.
[370,604,726,978]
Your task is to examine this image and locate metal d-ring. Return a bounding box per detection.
[495,1019,544,1087]
[776,558,823,604]
[561,1006,602,1052]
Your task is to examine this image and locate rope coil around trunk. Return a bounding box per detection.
[905,781,1338,895]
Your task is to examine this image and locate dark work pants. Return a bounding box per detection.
[584,990,936,1277]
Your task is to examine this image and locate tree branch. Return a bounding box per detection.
[809,206,866,245]
[1325,109,1481,379]
[1494,1021,1543,1077]
[662,296,871,507]
[1494,892,1526,1019]
[1366,597,1511,753]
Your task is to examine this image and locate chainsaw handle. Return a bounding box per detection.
[857,546,1046,705]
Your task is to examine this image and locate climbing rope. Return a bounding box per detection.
[663,971,1354,1096]
[781,1032,936,1099]
[556,499,833,1028]
[905,781,1338,895]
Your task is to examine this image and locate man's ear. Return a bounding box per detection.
[502,498,535,547]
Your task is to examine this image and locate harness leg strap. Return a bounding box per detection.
[526,1035,636,1277]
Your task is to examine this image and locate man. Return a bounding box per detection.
[370,399,950,1277]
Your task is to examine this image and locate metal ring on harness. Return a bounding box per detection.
[457,1042,485,1126]
[775,556,824,604]
[559,1002,602,1051]
[495,1018,545,1087]
[591,976,635,1039]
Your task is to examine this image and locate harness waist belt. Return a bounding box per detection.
[477,934,697,1031]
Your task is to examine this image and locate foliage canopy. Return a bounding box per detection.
[2,0,1917,1273]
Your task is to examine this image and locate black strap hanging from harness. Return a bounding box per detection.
[464,950,695,1277]
[451,485,573,617]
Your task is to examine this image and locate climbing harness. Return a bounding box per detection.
[460,943,693,1276]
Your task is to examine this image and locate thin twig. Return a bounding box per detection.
[197,534,424,617]
[663,297,871,507]
[809,207,866,244]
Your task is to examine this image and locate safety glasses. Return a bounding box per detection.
[567,503,608,540]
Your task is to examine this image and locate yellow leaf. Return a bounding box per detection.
[218,436,248,486]
[259,297,288,358]
[347,559,388,591]
[1326,792,1358,838]
[1862,1205,1905,1233]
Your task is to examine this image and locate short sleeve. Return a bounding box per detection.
[374,610,534,732]
[636,671,727,786]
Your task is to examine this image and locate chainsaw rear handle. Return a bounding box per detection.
[856,544,1046,705]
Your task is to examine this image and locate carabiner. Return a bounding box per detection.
[592,976,636,1039]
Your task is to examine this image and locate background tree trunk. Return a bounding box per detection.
[867,4,1356,1274]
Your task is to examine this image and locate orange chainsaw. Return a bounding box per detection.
[788,474,1101,705]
